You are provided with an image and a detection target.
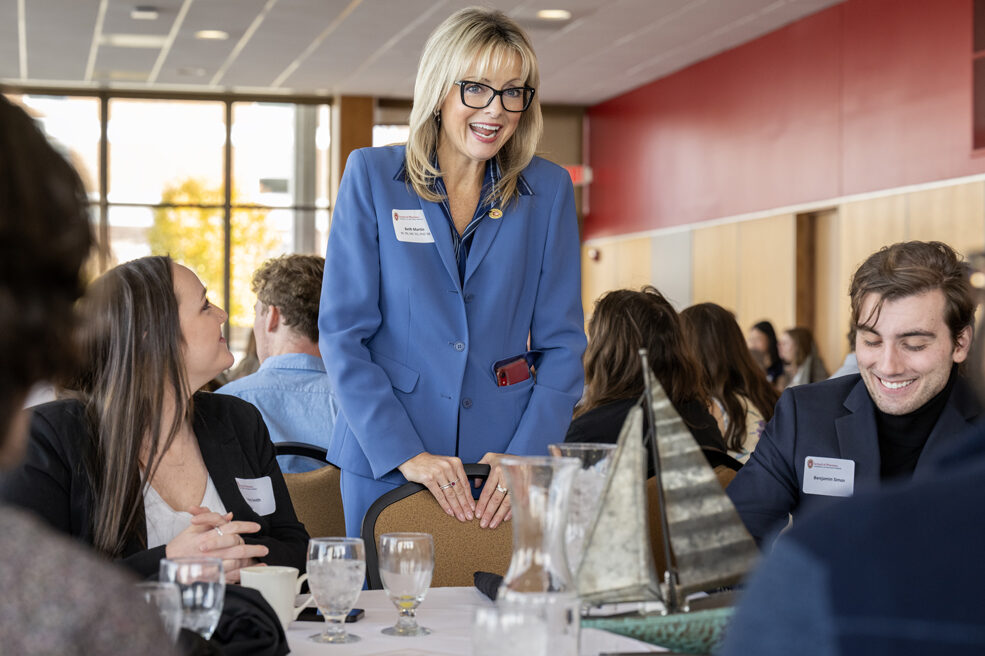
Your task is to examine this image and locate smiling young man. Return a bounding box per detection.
[727,241,981,546]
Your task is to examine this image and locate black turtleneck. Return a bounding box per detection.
[875,365,957,480]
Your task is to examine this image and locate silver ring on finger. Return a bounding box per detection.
[439,481,455,490]
[495,484,508,494]
[214,525,224,537]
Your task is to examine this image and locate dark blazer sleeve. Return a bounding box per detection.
[0,401,85,537]
[727,388,802,546]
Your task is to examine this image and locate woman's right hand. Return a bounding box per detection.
[165,507,269,581]
[398,453,475,522]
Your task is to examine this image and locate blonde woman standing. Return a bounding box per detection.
[319,7,586,536]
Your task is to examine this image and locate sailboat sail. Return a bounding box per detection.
[646,380,759,599]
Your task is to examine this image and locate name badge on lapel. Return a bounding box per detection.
[235,476,276,516]
[802,456,855,497]
[392,209,434,243]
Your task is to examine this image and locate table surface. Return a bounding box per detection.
[286,587,665,655]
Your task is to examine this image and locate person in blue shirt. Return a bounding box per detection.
[319,7,586,537]
[218,254,339,473]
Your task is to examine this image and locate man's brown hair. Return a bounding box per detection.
[252,254,324,342]
[849,241,973,345]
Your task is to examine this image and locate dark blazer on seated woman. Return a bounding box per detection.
[565,397,741,473]
[1,392,308,578]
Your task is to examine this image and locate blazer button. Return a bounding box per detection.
[453,341,465,351]
[462,398,473,409]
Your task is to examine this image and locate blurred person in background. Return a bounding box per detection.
[747,320,786,390]
[218,254,339,473]
[779,326,829,387]
[566,287,738,472]
[0,94,174,655]
[681,303,780,462]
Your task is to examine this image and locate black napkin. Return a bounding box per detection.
[473,571,503,601]
[210,585,288,656]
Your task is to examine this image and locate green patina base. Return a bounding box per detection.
[582,606,734,655]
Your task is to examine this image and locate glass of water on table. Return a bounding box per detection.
[159,557,225,640]
[307,537,366,643]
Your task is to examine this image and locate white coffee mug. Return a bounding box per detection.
[240,565,313,628]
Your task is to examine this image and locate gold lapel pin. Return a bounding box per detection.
[488,208,503,219]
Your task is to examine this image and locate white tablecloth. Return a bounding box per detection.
[286,587,664,655]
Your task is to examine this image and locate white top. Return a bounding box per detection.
[144,475,227,549]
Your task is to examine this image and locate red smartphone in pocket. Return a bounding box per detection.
[495,356,531,387]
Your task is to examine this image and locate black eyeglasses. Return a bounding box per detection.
[454,80,535,112]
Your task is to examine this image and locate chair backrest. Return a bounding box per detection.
[645,464,737,577]
[283,464,346,538]
[362,464,513,589]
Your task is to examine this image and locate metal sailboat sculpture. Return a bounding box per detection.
[576,349,759,612]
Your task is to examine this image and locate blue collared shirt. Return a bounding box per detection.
[396,156,533,284]
[216,352,339,473]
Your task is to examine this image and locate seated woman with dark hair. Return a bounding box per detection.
[681,303,780,462]
[565,286,738,472]
[1,255,308,581]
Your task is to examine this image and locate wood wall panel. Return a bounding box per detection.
[813,209,845,372]
[736,214,796,334]
[580,237,653,318]
[691,223,739,311]
[906,182,985,256]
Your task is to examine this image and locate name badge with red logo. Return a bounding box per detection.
[802,456,855,497]
[392,209,434,243]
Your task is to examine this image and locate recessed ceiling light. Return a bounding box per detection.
[100,33,168,48]
[194,30,229,40]
[177,67,208,77]
[130,6,159,20]
[536,9,572,21]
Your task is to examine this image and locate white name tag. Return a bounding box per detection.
[235,476,276,516]
[802,456,855,497]
[391,209,434,243]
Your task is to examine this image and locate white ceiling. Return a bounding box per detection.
[2,0,844,105]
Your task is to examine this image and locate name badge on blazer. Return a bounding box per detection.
[235,476,276,516]
[802,456,855,497]
[392,209,434,243]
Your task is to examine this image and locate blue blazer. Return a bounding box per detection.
[318,145,586,484]
[727,373,981,545]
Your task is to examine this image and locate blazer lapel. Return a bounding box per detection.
[834,379,881,489]
[914,376,981,478]
[419,198,462,292]
[463,207,506,285]
[193,406,252,519]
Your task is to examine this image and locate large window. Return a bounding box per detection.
[8,92,331,359]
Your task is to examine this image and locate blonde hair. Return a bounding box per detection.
[405,6,542,206]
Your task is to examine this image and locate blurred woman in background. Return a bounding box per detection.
[747,320,786,390]
[681,303,779,462]
[566,286,737,471]
[780,326,829,387]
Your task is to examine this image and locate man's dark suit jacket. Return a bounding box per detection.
[726,373,981,546]
[0,392,309,577]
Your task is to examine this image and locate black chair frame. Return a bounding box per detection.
[362,463,491,589]
[273,440,330,463]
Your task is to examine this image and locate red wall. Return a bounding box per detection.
[585,0,981,240]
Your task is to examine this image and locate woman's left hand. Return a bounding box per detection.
[475,452,512,529]
[189,508,269,583]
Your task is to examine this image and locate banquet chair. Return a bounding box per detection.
[362,464,513,589]
[275,442,346,538]
[645,464,739,577]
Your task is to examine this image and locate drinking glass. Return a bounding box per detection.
[159,557,225,640]
[378,532,434,636]
[307,537,366,644]
[134,581,183,643]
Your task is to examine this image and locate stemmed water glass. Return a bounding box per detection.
[378,532,434,636]
[134,581,183,643]
[307,537,366,644]
[159,557,225,640]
